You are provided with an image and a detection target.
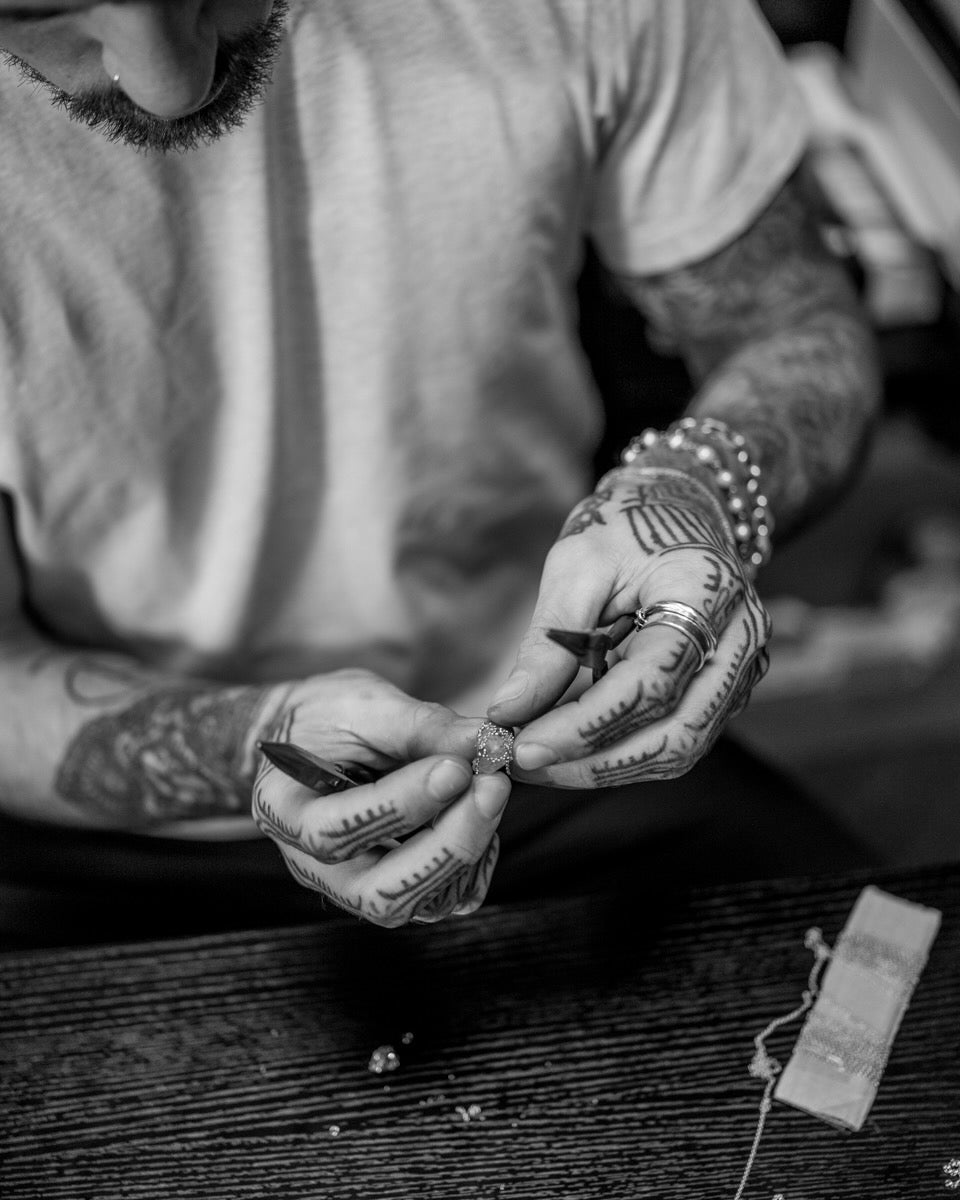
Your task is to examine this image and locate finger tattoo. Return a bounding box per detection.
[577,640,699,751]
[281,855,369,919]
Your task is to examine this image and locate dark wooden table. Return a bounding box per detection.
[1,864,958,1199]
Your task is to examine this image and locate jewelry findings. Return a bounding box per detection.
[472,721,515,775]
[634,601,718,672]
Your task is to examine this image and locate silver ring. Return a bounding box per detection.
[472,721,515,775]
[634,602,718,671]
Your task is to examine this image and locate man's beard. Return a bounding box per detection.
[2,0,288,153]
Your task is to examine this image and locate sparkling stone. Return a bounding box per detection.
[455,1103,484,1123]
[328,1125,341,1137]
[401,1031,415,1046]
[472,721,515,775]
[367,1045,400,1075]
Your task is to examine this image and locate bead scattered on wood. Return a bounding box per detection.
[367,1045,400,1075]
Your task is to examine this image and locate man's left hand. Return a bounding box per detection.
[486,468,771,787]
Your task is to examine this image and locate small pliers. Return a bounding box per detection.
[546,613,636,682]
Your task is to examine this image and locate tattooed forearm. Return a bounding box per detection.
[617,169,881,536]
[55,665,279,825]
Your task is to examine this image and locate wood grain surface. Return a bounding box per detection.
[1,864,958,1199]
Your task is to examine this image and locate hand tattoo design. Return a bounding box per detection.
[577,641,700,752]
[559,487,613,539]
[550,470,769,785]
[278,839,499,927]
[252,765,407,864]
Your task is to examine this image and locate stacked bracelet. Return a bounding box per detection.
[619,417,774,574]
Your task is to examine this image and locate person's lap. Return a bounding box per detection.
[0,738,875,950]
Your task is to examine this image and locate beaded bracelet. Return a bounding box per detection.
[619,417,774,574]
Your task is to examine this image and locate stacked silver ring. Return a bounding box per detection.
[634,602,718,672]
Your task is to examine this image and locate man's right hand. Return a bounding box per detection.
[252,670,511,927]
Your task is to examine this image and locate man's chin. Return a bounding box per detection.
[3,0,288,153]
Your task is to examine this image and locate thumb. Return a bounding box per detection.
[404,703,482,763]
[486,569,601,727]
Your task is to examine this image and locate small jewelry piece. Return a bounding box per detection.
[472,721,515,775]
[619,417,773,576]
[943,1159,960,1190]
[634,601,718,671]
[111,73,120,86]
[367,1045,400,1075]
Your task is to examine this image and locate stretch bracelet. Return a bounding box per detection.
[619,417,774,575]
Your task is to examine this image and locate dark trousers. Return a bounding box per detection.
[0,739,874,950]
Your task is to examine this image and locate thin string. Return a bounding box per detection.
[732,927,833,1200]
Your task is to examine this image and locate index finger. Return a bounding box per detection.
[253,751,478,864]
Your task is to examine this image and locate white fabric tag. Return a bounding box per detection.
[774,886,941,1131]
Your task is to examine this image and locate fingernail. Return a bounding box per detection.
[453,900,481,917]
[489,671,529,709]
[514,743,560,770]
[428,759,471,801]
[473,773,510,821]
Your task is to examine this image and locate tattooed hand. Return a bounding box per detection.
[486,471,770,787]
[252,670,509,927]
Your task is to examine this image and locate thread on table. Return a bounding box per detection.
[732,927,833,1200]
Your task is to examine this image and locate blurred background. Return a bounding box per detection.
[579,0,960,869]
